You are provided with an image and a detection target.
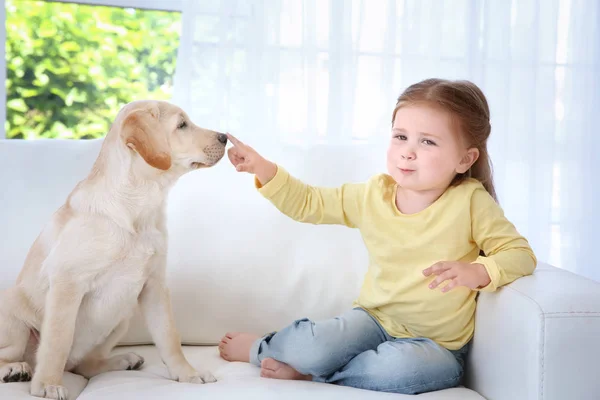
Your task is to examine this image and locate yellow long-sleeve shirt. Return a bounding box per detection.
[256,166,537,350]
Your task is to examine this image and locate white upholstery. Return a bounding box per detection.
[465,263,600,400]
[76,345,483,400]
[1,138,599,399]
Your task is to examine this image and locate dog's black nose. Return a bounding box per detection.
[217,133,228,144]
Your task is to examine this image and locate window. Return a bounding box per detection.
[3,0,182,139]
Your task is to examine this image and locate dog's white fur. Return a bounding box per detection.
[0,100,227,399]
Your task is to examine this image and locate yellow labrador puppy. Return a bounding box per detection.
[0,100,227,399]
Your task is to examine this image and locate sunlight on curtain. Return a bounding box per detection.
[173,0,600,282]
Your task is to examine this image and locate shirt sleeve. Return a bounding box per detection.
[255,165,365,228]
[470,186,537,292]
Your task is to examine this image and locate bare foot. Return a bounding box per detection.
[260,358,312,381]
[218,332,259,362]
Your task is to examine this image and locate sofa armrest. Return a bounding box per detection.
[465,262,600,400]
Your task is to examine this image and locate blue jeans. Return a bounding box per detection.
[249,308,469,394]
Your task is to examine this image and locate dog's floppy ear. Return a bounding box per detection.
[120,109,171,170]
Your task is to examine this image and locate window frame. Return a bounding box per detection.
[1,0,5,138]
[0,0,183,139]
[51,0,182,12]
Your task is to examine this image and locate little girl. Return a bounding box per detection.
[218,78,536,395]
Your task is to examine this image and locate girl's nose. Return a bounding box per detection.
[401,151,416,160]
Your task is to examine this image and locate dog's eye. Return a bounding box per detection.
[178,121,187,129]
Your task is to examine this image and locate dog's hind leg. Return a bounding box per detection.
[0,288,34,383]
[73,318,144,379]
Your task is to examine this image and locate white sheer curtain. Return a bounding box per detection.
[172,0,600,282]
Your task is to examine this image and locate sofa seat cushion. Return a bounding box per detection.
[75,345,485,400]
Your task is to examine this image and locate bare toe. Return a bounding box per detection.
[218,344,230,361]
[260,358,311,381]
[218,332,259,363]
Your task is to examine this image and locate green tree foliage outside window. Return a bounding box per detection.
[5,0,181,139]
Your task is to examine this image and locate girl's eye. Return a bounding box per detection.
[394,135,407,141]
[423,139,436,146]
[178,121,187,129]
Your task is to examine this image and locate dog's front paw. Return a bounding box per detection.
[0,362,32,383]
[30,381,69,400]
[173,366,216,384]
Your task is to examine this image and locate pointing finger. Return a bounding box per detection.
[226,133,244,147]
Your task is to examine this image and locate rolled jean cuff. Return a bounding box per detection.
[249,332,276,366]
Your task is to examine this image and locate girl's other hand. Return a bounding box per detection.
[423,261,491,292]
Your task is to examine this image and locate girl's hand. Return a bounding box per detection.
[226,134,277,185]
[423,261,491,293]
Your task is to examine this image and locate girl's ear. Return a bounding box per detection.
[456,147,479,174]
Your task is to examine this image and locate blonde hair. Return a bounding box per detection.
[392,78,497,202]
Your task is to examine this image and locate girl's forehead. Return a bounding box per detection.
[393,105,453,130]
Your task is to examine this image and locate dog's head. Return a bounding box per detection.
[116,100,227,172]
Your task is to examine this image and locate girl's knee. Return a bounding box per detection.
[275,319,341,375]
[287,318,336,350]
[271,313,374,377]
[290,317,316,336]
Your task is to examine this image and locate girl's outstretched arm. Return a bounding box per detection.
[227,133,366,228]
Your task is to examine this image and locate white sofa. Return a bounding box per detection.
[1,138,599,400]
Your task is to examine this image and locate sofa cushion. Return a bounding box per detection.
[74,345,485,400]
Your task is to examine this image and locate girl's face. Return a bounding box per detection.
[387,104,479,192]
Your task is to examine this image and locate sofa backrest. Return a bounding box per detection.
[0,138,387,345]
